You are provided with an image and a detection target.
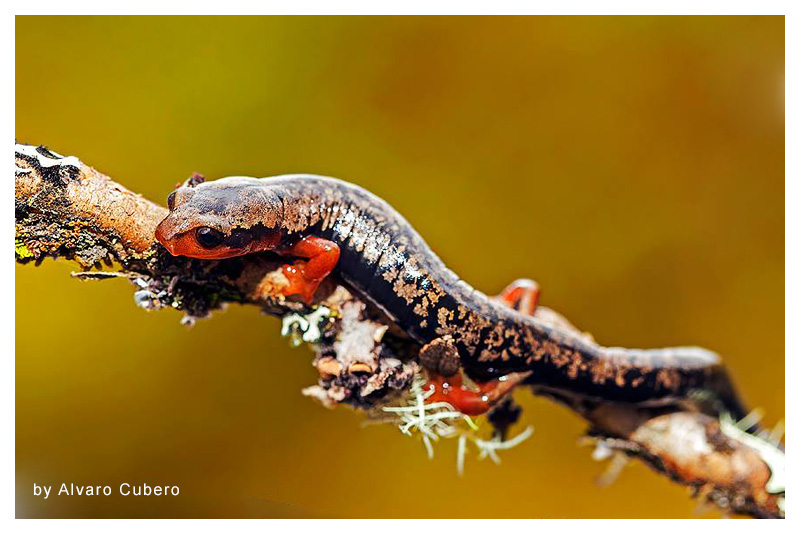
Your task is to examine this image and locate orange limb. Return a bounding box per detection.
[498,278,590,338]
[496,278,540,316]
[279,235,340,303]
[425,370,531,416]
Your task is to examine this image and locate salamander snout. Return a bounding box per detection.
[154,216,180,254]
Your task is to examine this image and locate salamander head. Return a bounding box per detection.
[155,176,283,259]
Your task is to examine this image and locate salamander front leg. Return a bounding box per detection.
[418,336,531,416]
[279,235,340,304]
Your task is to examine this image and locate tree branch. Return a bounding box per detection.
[14,142,784,518]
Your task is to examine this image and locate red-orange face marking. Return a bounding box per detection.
[155,222,282,259]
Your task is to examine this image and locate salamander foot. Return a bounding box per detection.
[279,235,340,304]
[424,370,532,416]
[418,336,531,416]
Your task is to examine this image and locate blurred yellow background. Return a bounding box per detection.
[15,16,783,518]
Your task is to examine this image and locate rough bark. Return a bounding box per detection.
[14,142,784,518]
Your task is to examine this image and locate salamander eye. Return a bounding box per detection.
[167,191,177,211]
[195,226,224,249]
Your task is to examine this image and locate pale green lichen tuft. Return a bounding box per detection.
[375,378,533,475]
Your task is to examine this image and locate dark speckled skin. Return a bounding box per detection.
[158,174,749,420]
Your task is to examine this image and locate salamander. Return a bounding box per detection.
[155,174,749,421]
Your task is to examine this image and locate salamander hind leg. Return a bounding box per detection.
[495,278,540,316]
[425,369,532,416]
[496,278,591,339]
[279,235,340,304]
[419,336,531,416]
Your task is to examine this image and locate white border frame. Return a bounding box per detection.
[7,2,791,531]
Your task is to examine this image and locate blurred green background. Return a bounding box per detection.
[16,16,783,518]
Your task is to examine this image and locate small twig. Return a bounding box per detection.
[71,271,130,280]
